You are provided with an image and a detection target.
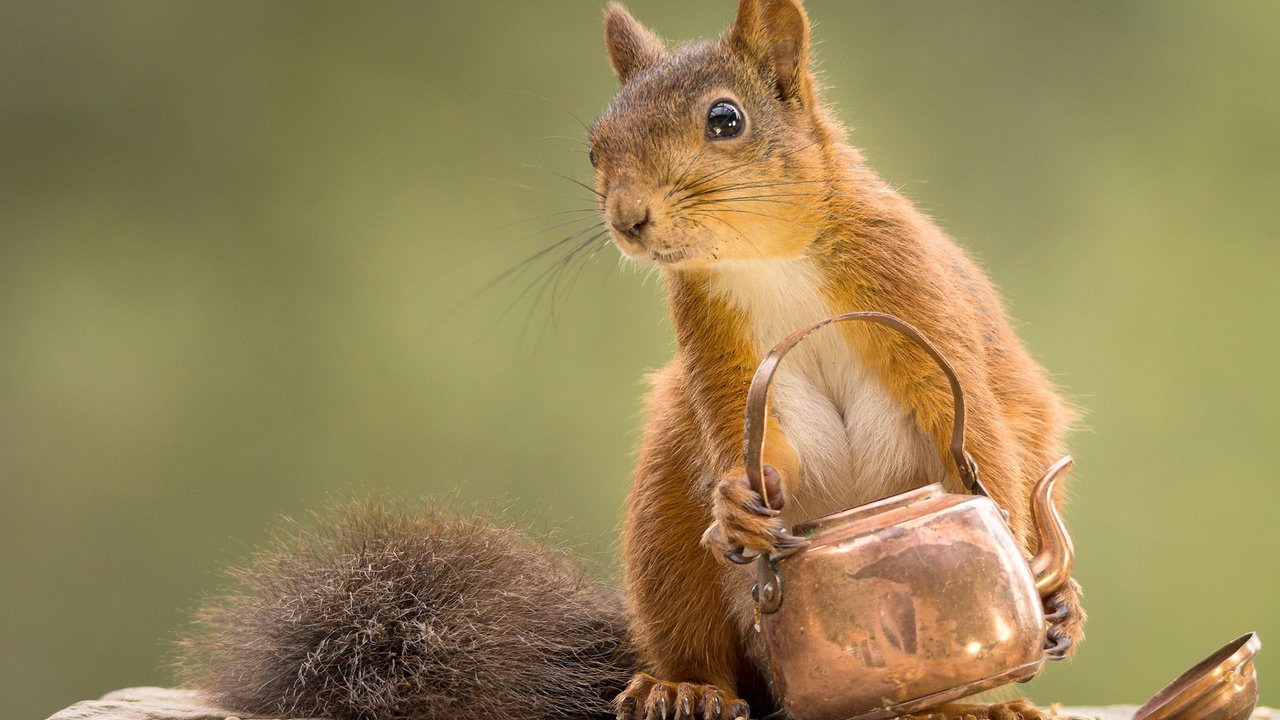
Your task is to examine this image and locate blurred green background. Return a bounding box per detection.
[3,2,1278,718]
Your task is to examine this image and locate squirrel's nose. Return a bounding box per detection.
[608,196,652,241]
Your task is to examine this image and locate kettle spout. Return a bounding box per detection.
[1029,455,1076,599]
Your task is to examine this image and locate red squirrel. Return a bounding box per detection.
[596,2,1080,719]
[179,3,1082,720]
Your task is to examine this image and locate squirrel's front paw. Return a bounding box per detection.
[700,465,806,565]
[1043,578,1086,660]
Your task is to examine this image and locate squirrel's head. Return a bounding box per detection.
[590,0,839,270]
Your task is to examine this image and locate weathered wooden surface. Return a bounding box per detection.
[47,688,262,720]
[1060,708,1273,720]
[45,687,1278,720]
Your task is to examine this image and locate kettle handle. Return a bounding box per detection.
[744,311,992,509]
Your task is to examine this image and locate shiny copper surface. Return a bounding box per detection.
[742,312,1078,720]
[1030,455,1075,597]
[1133,633,1261,720]
[760,489,1048,720]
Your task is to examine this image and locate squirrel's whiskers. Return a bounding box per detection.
[593,2,1081,719]
[179,3,1083,720]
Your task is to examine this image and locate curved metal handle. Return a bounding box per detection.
[743,311,986,507]
[748,311,990,616]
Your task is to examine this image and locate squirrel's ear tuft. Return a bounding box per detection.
[604,3,665,83]
[729,0,815,106]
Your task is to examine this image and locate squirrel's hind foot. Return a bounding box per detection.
[615,673,749,720]
[900,698,1053,719]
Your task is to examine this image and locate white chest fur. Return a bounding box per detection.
[707,259,941,525]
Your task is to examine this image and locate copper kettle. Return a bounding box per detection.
[744,312,1075,720]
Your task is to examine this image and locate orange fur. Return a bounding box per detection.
[597,1,1081,717]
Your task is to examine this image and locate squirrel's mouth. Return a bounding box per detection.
[606,216,715,268]
[647,246,697,265]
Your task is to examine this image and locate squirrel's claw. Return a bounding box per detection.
[1044,624,1071,660]
[749,464,786,511]
[743,498,780,517]
[769,526,808,551]
[617,696,638,720]
[704,692,723,720]
[897,699,1048,720]
[648,691,670,720]
[1041,579,1086,661]
[616,674,748,720]
[1043,599,1070,623]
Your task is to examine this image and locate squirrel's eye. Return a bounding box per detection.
[588,148,597,168]
[706,101,744,140]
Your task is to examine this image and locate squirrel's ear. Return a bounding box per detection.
[604,3,665,83]
[729,0,814,106]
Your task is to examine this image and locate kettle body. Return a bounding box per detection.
[759,484,1046,720]
[741,312,1075,720]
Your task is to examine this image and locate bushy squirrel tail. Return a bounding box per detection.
[175,499,635,720]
